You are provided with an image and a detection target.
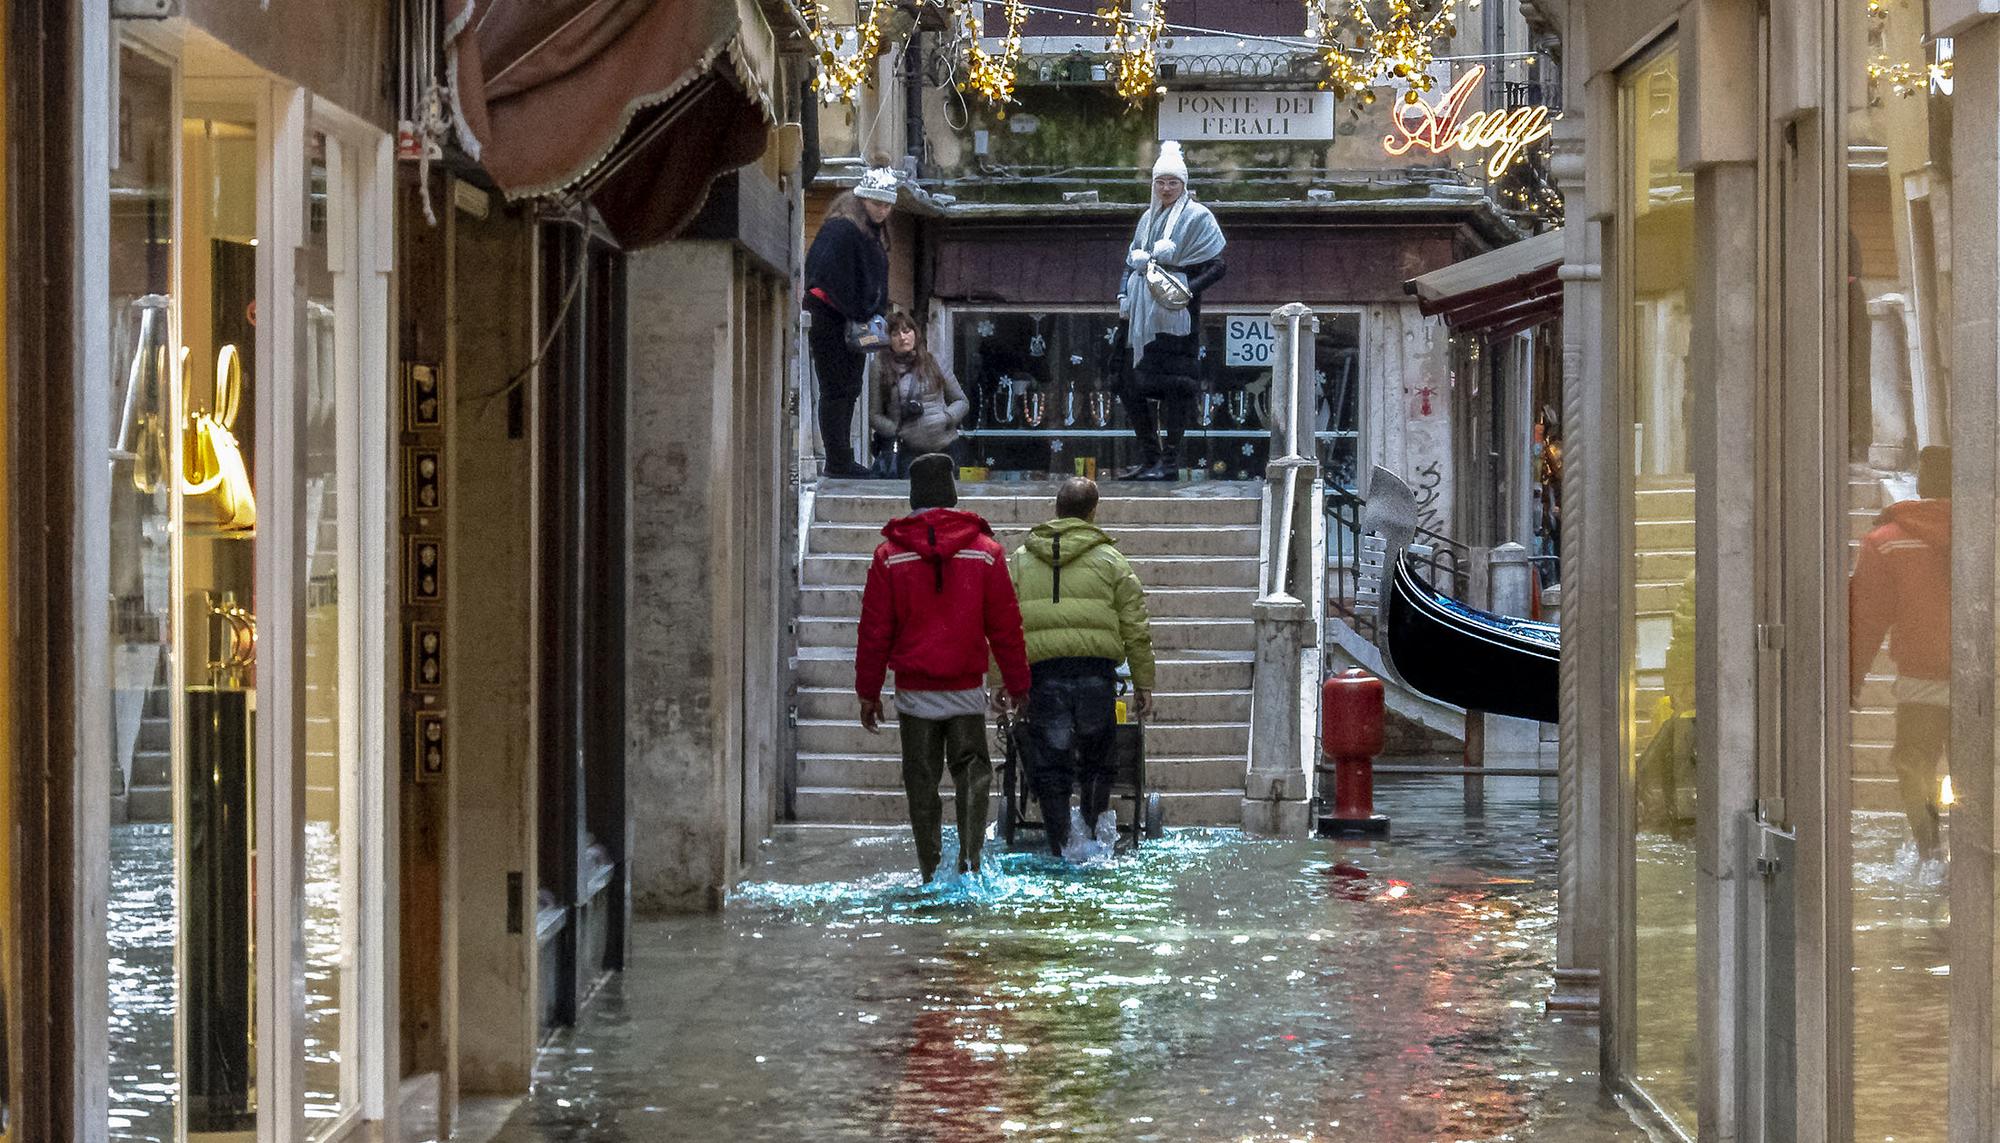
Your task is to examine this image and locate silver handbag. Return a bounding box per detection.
[1143,260,1192,310]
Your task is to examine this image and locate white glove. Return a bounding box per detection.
[1150,238,1177,261]
[1118,293,1131,318]
[1126,247,1152,270]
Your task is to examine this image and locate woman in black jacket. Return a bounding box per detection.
[805,166,898,478]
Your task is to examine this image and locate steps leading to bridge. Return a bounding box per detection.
[793,479,1263,828]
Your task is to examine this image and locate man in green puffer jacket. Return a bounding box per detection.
[1005,477,1157,857]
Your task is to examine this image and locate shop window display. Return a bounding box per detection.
[1841,0,1953,1135]
[1619,45,1699,1134]
[950,308,1361,484]
[105,46,183,1143]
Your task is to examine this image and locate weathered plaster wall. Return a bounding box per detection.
[1361,301,1455,533]
[624,242,758,914]
[448,196,538,1094]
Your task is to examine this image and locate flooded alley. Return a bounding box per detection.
[484,779,1640,1142]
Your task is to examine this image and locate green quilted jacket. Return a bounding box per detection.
[1006,517,1156,689]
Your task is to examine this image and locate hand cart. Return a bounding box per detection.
[996,712,1164,852]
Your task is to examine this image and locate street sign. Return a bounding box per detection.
[1158,91,1335,142]
[1225,316,1278,367]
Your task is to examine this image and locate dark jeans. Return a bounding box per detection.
[1892,702,1949,858]
[809,307,865,473]
[1020,671,1118,855]
[898,713,992,879]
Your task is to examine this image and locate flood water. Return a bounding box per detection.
[495,779,1642,1142]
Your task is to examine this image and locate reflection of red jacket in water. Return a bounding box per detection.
[1849,498,1951,693]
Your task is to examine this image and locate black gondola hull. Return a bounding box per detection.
[1382,556,1560,724]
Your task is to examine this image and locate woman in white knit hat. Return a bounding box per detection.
[1113,140,1227,481]
[806,163,901,478]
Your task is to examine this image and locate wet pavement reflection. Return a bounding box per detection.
[496,779,1641,1142]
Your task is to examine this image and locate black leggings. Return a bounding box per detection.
[809,309,865,472]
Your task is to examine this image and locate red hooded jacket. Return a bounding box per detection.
[1849,497,1951,691]
[855,508,1033,703]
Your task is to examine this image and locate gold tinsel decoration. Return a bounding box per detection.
[1864,0,1951,100]
[1310,0,1457,108]
[957,0,1030,107]
[1101,0,1168,107]
[806,0,891,104]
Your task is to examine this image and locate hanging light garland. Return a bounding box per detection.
[1864,0,1951,99]
[1310,0,1458,107]
[1100,0,1168,107]
[957,0,1030,107]
[805,0,892,104]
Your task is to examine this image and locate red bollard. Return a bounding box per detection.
[1318,668,1390,837]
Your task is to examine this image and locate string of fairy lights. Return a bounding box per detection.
[806,0,1474,111]
[803,0,1562,217]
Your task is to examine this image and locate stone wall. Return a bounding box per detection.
[624,242,789,913]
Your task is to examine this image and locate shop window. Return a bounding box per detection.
[106,45,178,1143]
[948,308,1360,483]
[1619,44,1698,1135]
[1840,0,1953,1135]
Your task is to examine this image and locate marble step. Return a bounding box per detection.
[795,614,1255,653]
[812,484,1262,526]
[793,785,1242,826]
[794,718,1249,759]
[803,552,1258,589]
[793,685,1253,723]
[795,753,1247,792]
[801,584,1256,621]
[809,522,1261,558]
[793,647,1255,692]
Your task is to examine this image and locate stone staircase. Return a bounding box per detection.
[793,480,1261,827]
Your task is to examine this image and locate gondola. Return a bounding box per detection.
[1381,552,1560,724]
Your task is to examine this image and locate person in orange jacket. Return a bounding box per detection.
[1850,446,1952,862]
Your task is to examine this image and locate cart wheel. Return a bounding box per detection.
[1144,792,1165,840]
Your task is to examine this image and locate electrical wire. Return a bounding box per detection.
[470,215,593,415]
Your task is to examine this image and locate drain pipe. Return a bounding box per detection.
[903,29,925,176]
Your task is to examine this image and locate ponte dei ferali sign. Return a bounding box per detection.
[1157,91,1338,141]
[1157,68,1552,176]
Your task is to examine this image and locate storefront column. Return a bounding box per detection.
[1943,9,2000,1137]
[1552,105,1609,1018]
[1684,2,1763,1131]
[625,241,752,913]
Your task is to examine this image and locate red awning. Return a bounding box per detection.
[446,0,779,248]
[1405,227,1564,338]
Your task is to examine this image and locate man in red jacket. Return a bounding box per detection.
[1850,446,1952,863]
[856,453,1033,881]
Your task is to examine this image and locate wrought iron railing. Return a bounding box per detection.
[1325,485,1472,639]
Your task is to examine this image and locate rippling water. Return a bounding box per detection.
[496,779,1640,1142]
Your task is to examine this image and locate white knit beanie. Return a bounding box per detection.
[855,166,900,204]
[1152,140,1188,182]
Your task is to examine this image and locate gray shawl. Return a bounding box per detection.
[1123,194,1226,363]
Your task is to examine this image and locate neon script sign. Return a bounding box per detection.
[1383,65,1554,177]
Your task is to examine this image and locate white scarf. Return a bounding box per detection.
[1123,193,1227,363]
